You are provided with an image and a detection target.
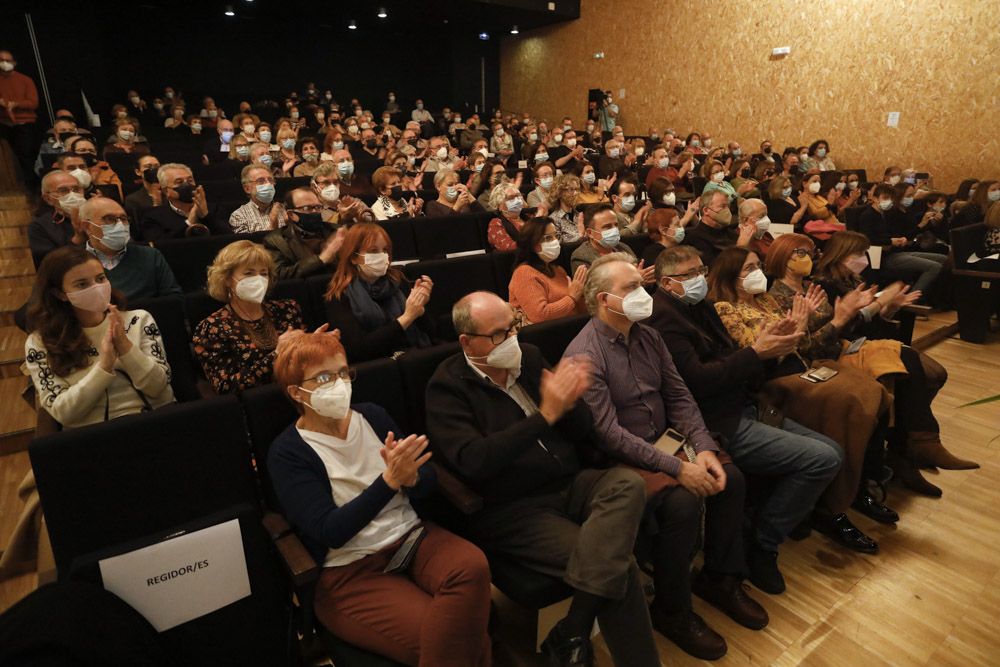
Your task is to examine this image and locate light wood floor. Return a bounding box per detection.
[0,198,996,664]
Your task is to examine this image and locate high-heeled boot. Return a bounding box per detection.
[907,431,980,470]
[888,453,942,497]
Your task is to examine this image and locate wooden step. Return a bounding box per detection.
[0,376,36,456]
[0,256,33,279]
[0,326,26,378]
[0,285,32,325]
[0,228,28,249]
[0,209,30,228]
[0,276,33,291]
[0,248,31,262]
[0,192,29,210]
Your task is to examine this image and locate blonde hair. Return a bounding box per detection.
[206,240,276,301]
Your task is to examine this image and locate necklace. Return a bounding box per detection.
[228,303,278,350]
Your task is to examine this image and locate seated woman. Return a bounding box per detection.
[24,246,175,428]
[324,223,433,362]
[700,160,738,201]
[269,331,491,667]
[425,168,477,217]
[642,177,697,266]
[526,160,554,208]
[102,119,150,160]
[708,244,892,553]
[67,136,123,200]
[477,162,509,210]
[192,241,304,393]
[804,139,836,171]
[810,231,979,496]
[952,179,999,229]
[486,182,526,251]
[547,173,583,242]
[292,137,321,178]
[800,170,845,241]
[508,217,586,324]
[670,150,697,193]
[275,128,301,178]
[576,161,610,204]
[949,178,979,218]
[766,175,809,228]
[834,173,862,211]
[371,166,423,220]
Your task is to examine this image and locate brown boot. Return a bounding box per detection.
[890,454,942,497]
[907,431,980,470]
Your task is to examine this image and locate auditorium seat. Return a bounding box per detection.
[153,234,242,293]
[382,218,418,261]
[30,396,292,667]
[412,212,485,258]
[491,250,517,300]
[518,315,591,366]
[402,255,499,338]
[621,233,652,259]
[950,223,1000,343]
[274,176,312,199]
[129,295,201,402]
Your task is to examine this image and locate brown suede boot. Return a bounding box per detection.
[889,454,943,497]
[907,431,980,470]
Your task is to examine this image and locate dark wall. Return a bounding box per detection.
[2,4,500,127]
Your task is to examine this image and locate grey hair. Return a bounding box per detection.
[655,245,702,281]
[41,169,74,193]
[240,163,271,184]
[583,252,635,314]
[157,162,192,188]
[488,180,518,211]
[433,168,457,188]
[700,188,725,208]
[738,197,765,221]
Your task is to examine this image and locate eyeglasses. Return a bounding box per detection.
[667,266,709,281]
[303,368,357,385]
[290,205,326,214]
[465,316,522,345]
[791,248,815,259]
[247,177,276,186]
[48,185,85,196]
[86,214,129,226]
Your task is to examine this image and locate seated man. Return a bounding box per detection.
[123,154,161,235]
[684,189,752,266]
[79,197,181,300]
[736,197,774,258]
[201,119,235,164]
[425,292,660,667]
[329,148,374,200]
[229,164,286,234]
[565,254,767,660]
[647,245,843,593]
[140,163,225,241]
[609,177,649,237]
[28,170,87,268]
[570,204,638,272]
[33,116,78,175]
[263,187,343,279]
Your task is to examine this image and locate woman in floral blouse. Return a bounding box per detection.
[193,240,303,393]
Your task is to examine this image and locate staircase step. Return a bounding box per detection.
[0,376,36,456]
[0,209,30,228]
[0,325,26,365]
[0,257,33,279]
[0,192,29,210]
[0,248,31,262]
[0,227,28,249]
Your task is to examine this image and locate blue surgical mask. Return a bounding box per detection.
[540,176,553,189]
[901,196,914,207]
[782,187,792,197]
[281,138,296,150]
[677,274,708,304]
[259,130,272,143]
[221,130,234,143]
[255,183,276,203]
[337,161,355,177]
[506,197,524,214]
[672,226,685,243]
[96,221,130,251]
[259,154,273,166]
[446,186,459,201]
[596,227,621,248]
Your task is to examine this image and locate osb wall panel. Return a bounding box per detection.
[500,0,999,192]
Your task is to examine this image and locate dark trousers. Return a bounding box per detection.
[469,468,660,667]
[314,523,492,667]
[649,462,746,613]
[0,122,38,188]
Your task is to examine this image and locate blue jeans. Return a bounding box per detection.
[883,251,947,297]
[727,405,843,552]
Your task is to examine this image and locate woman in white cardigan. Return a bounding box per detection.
[24,245,175,428]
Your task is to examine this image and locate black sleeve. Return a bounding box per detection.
[140,210,170,243]
[324,293,408,362]
[858,208,891,247]
[661,328,764,399]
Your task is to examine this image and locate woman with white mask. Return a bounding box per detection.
[508,217,587,324]
[193,240,304,393]
[323,223,434,362]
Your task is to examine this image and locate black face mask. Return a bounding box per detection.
[55,131,77,143]
[142,167,159,184]
[365,139,378,150]
[78,153,97,167]
[294,212,326,236]
[763,147,773,154]
[390,185,404,199]
[173,183,195,203]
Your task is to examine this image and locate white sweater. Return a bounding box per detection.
[25,309,176,428]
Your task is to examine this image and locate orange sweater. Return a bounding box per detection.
[0,70,38,125]
[508,263,586,324]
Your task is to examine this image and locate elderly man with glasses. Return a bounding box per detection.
[229,163,287,234]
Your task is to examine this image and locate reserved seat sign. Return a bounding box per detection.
[98,518,251,631]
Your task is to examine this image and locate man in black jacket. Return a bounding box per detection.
[425,291,659,667]
[140,163,226,242]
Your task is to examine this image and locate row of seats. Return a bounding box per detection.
[28,314,592,666]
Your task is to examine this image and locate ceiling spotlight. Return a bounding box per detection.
[478,31,490,41]
[224,5,235,16]
[348,19,357,29]
[377,7,387,18]
[510,25,519,35]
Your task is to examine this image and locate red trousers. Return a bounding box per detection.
[314,522,492,667]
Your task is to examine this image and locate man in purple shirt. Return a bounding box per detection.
[566,253,841,658]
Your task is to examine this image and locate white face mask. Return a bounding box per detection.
[358,252,390,278]
[609,147,620,158]
[711,171,725,182]
[468,333,522,370]
[808,181,821,194]
[657,157,669,169]
[566,138,577,147]
[635,147,645,156]
[0,62,14,73]
[320,184,340,202]
[888,175,901,186]
[844,255,869,275]
[741,269,768,295]
[553,133,563,143]
[436,146,448,160]
[606,286,653,322]
[299,379,352,420]
[538,239,560,262]
[57,190,87,211]
[539,175,554,189]
[754,215,771,237]
[620,195,636,212]
[66,280,112,313]
[662,192,676,206]
[234,275,268,303]
[847,181,859,190]
[582,172,596,185]
[70,167,92,188]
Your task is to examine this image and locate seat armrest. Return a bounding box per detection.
[901,304,932,316]
[431,462,483,515]
[263,512,320,588]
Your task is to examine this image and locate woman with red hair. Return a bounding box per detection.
[323,223,434,362]
[268,330,492,666]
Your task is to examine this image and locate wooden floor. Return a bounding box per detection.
[0,183,997,664]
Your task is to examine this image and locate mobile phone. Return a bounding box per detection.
[914,172,929,180]
[807,367,838,382]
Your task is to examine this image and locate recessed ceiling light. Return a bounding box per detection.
[478,31,490,41]
[348,19,357,29]
[224,5,235,16]
[377,7,387,18]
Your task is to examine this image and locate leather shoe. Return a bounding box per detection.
[907,431,979,470]
[650,606,727,661]
[746,544,785,595]
[814,513,879,554]
[541,621,593,667]
[852,491,899,524]
[692,571,769,630]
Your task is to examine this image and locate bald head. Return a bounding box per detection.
[79,196,125,224]
[453,291,510,336]
[738,198,766,222]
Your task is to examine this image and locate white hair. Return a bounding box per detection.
[157,162,192,188]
